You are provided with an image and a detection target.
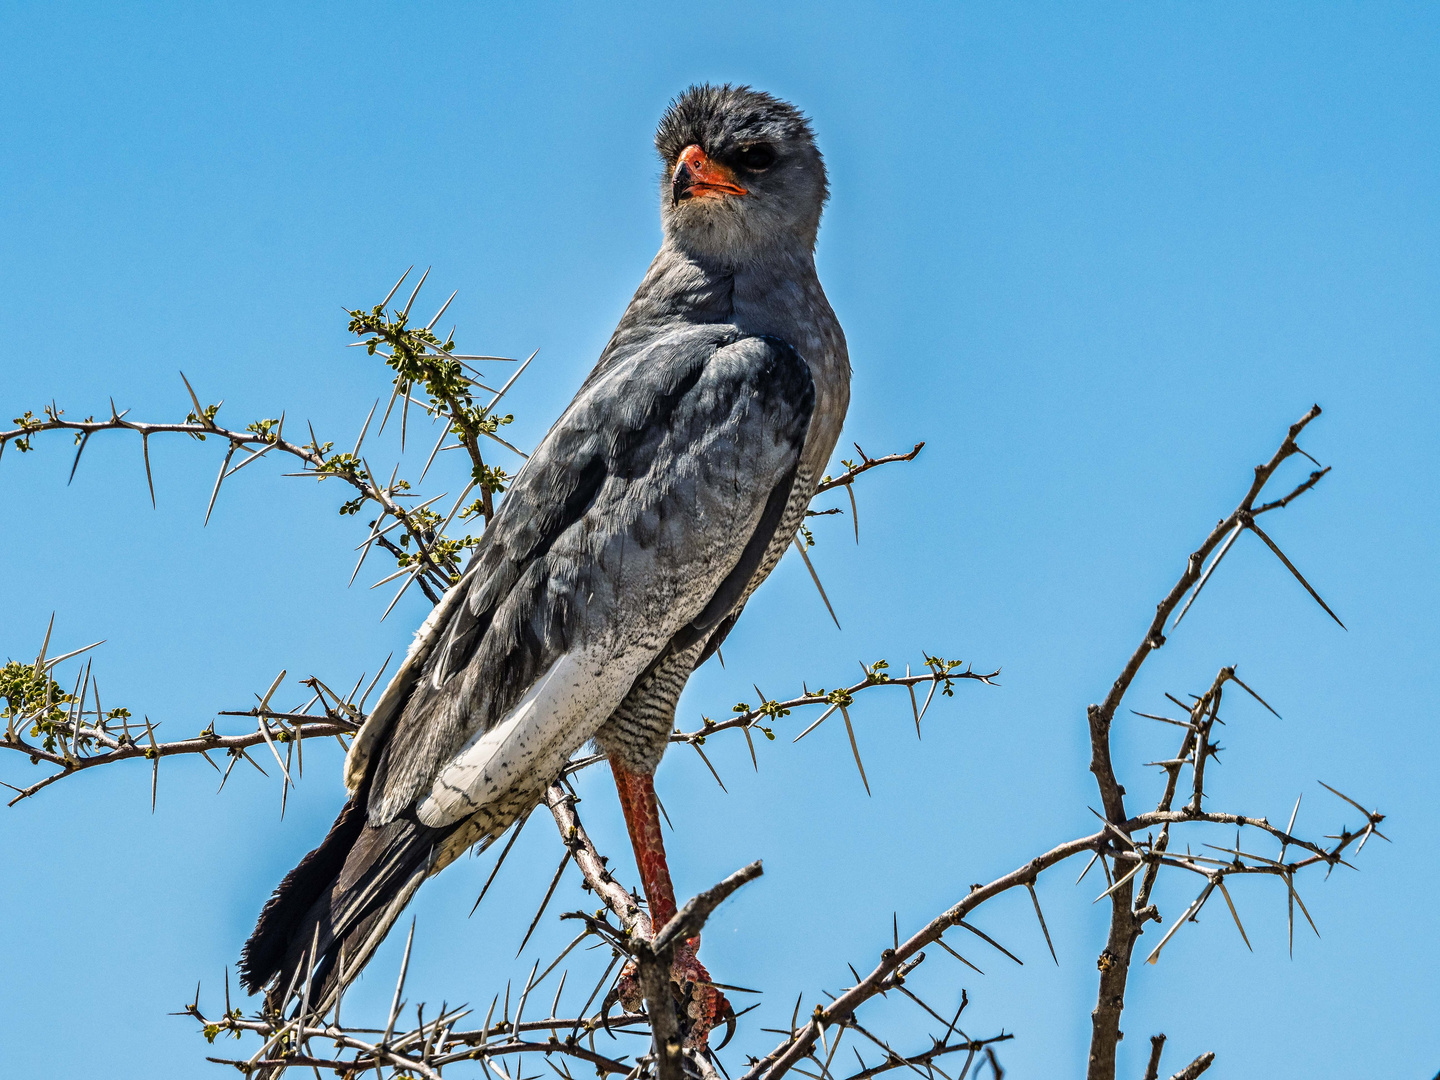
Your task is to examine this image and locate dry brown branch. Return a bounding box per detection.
[640,862,765,1080]
[1143,1034,1166,1080]
[813,443,925,496]
[547,781,653,941]
[189,1003,648,1079]
[1092,404,1329,738]
[1,715,356,807]
[544,776,1018,1080]
[1082,405,1343,1080]
[1167,1052,1214,1080]
[1,653,368,807]
[672,659,996,748]
[1,272,546,619]
[740,829,1105,1080]
[839,1025,1012,1080]
[3,397,456,597]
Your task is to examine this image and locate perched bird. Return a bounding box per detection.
[239,84,850,1048]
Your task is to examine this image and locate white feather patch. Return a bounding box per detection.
[414,647,634,828]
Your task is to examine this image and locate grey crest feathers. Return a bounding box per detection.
[657,84,829,258]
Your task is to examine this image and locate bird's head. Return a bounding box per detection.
[656,84,828,261]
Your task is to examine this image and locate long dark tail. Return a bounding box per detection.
[238,793,452,1012]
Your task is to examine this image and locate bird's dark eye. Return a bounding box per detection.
[734,144,777,171]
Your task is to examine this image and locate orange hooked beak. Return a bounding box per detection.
[671,145,747,206]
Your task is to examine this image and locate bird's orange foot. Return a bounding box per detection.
[613,940,732,1050]
[615,963,644,1014]
[673,940,731,1049]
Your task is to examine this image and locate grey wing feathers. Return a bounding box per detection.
[355,324,815,825]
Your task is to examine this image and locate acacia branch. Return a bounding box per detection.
[547,780,652,942]
[745,407,1366,1080]
[813,442,925,495]
[189,1007,643,1079]
[1,716,355,806]
[742,830,1102,1080]
[1092,405,1326,744]
[671,660,997,747]
[1084,405,1342,1080]
[1,393,465,589]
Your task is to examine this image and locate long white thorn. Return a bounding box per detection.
[42,640,106,672]
[419,421,451,483]
[485,349,538,412]
[381,266,414,309]
[352,399,379,457]
[381,566,425,621]
[383,919,417,1044]
[402,266,432,318]
[353,493,446,550]
[794,537,842,629]
[426,289,458,331]
[34,613,56,669]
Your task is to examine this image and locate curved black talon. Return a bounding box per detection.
[599,985,621,1037]
[713,1004,738,1052]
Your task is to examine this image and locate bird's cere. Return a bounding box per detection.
[671,145,747,206]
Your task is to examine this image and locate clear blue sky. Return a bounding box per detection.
[2,3,1436,1077]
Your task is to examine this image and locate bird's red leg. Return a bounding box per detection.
[609,758,730,1048]
[610,761,678,927]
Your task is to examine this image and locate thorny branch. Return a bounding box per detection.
[553,658,999,796]
[1082,405,1354,1080]
[814,443,925,497]
[638,861,766,1080]
[547,780,652,942]
[1,646,972,809]
[2,268,531,612]
[0,644,369,810]
[6,278,1376,1080]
